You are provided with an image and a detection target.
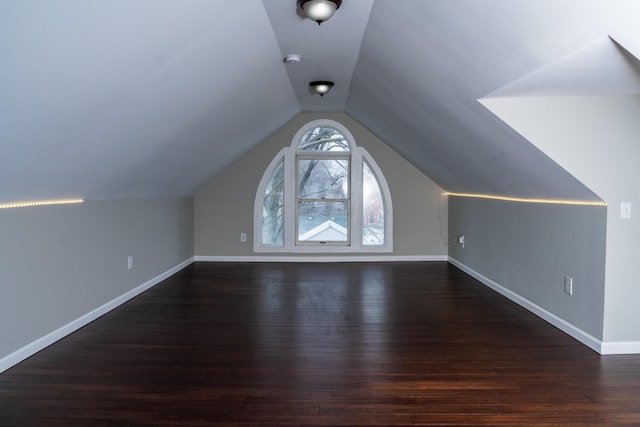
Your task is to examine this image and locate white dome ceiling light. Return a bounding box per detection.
[309,81,334,96]
[297,0,342,25]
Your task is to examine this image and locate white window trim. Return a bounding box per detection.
[295,153,351,246]
[253,119,393,253]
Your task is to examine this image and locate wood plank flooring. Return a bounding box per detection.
[2,262,640,425]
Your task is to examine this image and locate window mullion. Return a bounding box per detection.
[283,148,296,250]
[351,148,363,249]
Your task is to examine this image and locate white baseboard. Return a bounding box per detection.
[6,255,634,373]
[0,257,195,375]
[449,258,640,355]
[448,256,605,354]
[195,255,448,263]
[600,341,640,355]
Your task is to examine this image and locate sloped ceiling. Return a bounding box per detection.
[347,0,612,201]
[484,37,640,98]
[0,0,299,201]
[2,0,639,204]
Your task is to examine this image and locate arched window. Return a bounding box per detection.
[254,120,392,253]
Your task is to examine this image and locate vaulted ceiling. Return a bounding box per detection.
[2,0,639,203]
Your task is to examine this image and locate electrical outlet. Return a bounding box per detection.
[621,202,632,219]
[128,256,134,270]
[458,234,465,249]
[564,276,573,296]
[240,233,247,242]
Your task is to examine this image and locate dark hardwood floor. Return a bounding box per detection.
[2,262,640,426]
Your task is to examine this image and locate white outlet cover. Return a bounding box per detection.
[621,202,632,219]
[564,276,573,296]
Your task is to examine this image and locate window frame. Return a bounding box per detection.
[295,153,352,246]
[253,119,393,253]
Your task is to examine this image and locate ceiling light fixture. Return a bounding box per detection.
[297,0,342,25]
[309,81,334,96]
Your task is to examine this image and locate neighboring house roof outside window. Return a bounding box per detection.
[298,219,348,242]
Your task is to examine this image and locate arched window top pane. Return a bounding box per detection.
[298,126,350,152]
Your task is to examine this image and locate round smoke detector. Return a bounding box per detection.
[284,54,302,64]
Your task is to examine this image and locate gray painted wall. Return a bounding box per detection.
[483,95,640,344]
[195,112,447,258]
[448,196,607,340]
[0,197,194,359]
